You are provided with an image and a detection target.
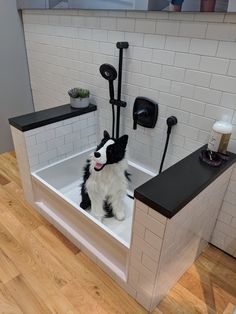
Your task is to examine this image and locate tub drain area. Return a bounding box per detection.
[59,179,134,244]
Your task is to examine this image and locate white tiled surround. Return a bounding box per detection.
[22,10,236,173]
[129,166,233,311]
[10,126,34,203]
[150,165,233,310]
[127,200,167,310]
[25,111,97,171]
[211,164,236,257]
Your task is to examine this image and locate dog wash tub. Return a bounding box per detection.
[32,147,154,279]
[9,104,155,280]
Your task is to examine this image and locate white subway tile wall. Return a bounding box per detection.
[22,10,236,171]
[22,10,236,260]
[128,199,167,310]
[211,164,236,257]
[25,112,97,171]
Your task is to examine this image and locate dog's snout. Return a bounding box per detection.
[94,151,101,158]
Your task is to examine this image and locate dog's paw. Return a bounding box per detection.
[80,201,90,210]
[80,202,86,209]
[115,211,125,221]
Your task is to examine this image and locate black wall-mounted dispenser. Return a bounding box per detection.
[133,97,158,130]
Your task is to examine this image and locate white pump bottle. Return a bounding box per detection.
[208,116,232,154]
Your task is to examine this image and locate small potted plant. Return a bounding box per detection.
[68,88,90,108]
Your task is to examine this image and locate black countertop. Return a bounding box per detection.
[134,145,236,219]
[9,104,97,132]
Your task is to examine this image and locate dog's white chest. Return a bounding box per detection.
[86,161,128,197]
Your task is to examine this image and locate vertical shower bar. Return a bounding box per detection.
[116,41,129,139]
[116,47,123,139]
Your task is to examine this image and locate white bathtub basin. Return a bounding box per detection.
[31,147,155,279]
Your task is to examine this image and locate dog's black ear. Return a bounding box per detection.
[103,130,110,140]
[117,134,128,149]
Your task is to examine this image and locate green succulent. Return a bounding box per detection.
[77,88,90,98]
[68,88,90,99]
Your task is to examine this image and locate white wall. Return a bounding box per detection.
[22,9,236,172]
[0,0,34,153]
[22,9,236,256]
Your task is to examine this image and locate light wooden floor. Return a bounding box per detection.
[0,151,235,314]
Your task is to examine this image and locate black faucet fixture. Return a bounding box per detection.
[133,97,158,130]
[133,109,149,130]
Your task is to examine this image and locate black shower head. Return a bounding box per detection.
[100,63,117,81]
[100,63,117,101]
[116,41,129,49]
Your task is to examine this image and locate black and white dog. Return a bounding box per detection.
[80,130,129,221]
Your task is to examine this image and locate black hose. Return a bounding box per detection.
[127,194,134,200]
[159,127,171,174]
[159,116,177,174]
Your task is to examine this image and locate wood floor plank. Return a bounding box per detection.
[0,220,69,297]
[152,308,163,314]
[0,248,19,284]
[61,280,109,314]
[0,282,23,314]
[32,225,86,280]
[0,152,20,175]
[0,213,76,314]
[202,244,236,274]
[0,220,36,275]
[42,293,81,314]
[194,255,236,297]
[0,168,20,189]
[179,268,235,313]
[0,186,42,231]
[158,283,215,314]
[9,151,16,158]
[6,275,52,314]
[0,173,10,185]
[3,181,50,226]
[62,278,145,314]
[0,154,21,186]
[0,211,73,290]
[223,303,236,314]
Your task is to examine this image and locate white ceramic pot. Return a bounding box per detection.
[70,97,89,108]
